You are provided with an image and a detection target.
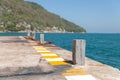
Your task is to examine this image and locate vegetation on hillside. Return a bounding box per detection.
[0,0,86,32]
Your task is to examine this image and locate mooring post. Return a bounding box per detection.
[32,31,36,39]
[27,30,30,37]
[72,39,86,66]
[40,33,44,44]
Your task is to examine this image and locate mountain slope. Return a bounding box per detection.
[0,0,86,32]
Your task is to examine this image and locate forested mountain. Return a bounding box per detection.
[0,0,86,32]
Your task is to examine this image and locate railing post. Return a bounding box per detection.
[72,39,86,66]
[40,34,44,44]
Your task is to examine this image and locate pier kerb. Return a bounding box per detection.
[40,33,44,44]
[72,39,86,66]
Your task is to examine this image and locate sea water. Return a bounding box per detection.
[0,32,120,69]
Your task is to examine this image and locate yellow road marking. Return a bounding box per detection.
[33,47,96,80]
[62,68,88,76]
[62,72,88,76]
[66,68,86,72]
[49,61,69,65]
[33,46,69,66]
[43,56,60,58]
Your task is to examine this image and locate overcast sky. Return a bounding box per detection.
[26,0,120,33]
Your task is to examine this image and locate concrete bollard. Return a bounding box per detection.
[72,40,86,66]
[40,34,44,44]
[27,30,30,36]
[32,31,36,39]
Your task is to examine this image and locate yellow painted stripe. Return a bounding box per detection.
[40,52,53,54]
[62,68,88,76]
[69,70,87,74]
[62,72,88,76]
[49,61,69,65]
[66,68,86,72]
[43,56,60,58]
[38,52,53,54]
[33,46,69,66]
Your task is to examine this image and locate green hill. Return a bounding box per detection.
[0,0,86,32]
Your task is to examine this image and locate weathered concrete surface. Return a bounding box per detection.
[44,44,120,80]
[0,36,120,80]
[0,65,70,80]
[0,36,54,76]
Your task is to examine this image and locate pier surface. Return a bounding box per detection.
[44,42,120,80]
[0,36,120,80]
[0,36,54,76]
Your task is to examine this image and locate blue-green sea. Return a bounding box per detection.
[0,32,120,69]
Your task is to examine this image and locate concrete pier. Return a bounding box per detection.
[0,36,120,80]
[45,44,120,80]
[0,36,54,76]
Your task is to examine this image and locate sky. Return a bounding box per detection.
[26,0,120,33]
